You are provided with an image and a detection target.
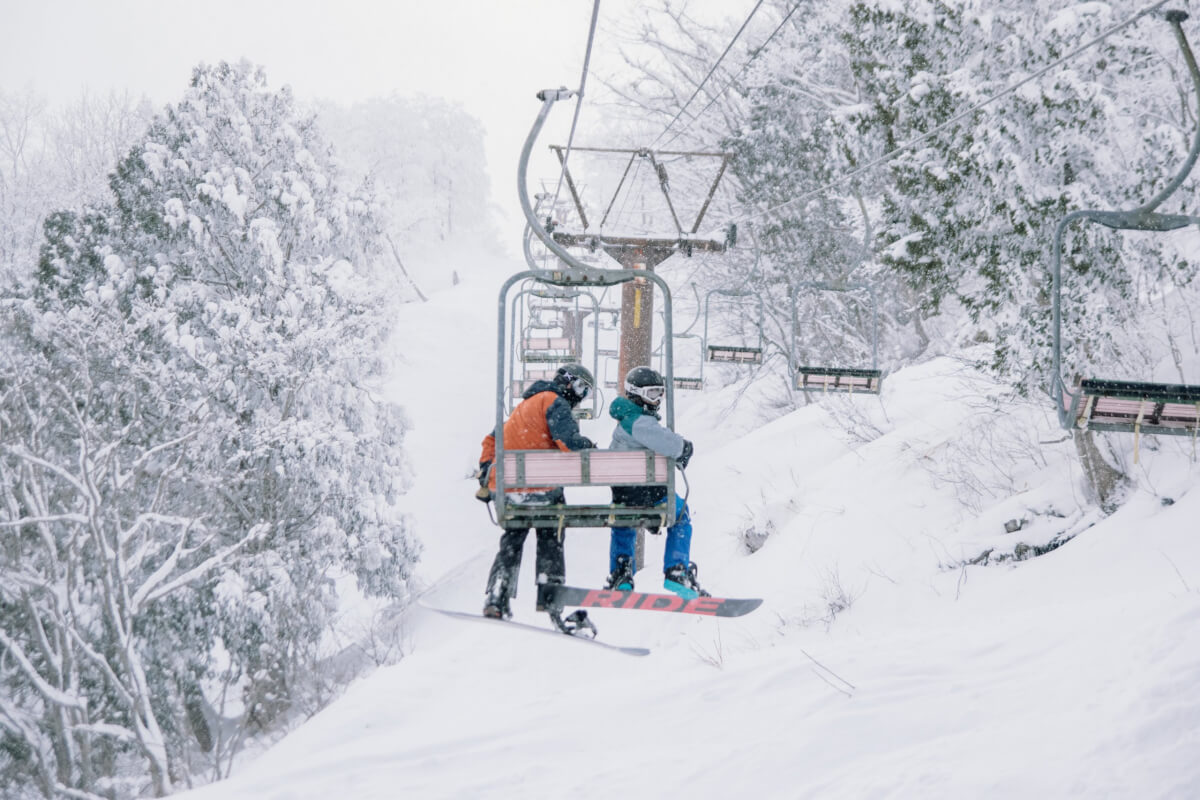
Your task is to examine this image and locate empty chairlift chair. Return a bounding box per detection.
[790,281,883,395]
[1049,10,1200,456]
[703,289,765,364]
[653,308,704,390]
[593,307,621,359]
[505,280,602,420]
[672,332,704,391]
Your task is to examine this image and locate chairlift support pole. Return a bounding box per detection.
[1050,10,1200,436]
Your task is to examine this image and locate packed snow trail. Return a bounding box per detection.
[180,252,1200,799]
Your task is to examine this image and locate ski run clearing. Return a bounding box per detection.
[181,253,1200,800]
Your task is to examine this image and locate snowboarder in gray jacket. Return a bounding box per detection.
[605,366,709,599]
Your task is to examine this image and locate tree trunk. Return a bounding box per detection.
[1073,429,1128,514]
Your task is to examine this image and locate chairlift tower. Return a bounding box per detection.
[546,144,734,384]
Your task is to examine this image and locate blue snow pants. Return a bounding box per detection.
[609,495,691,573]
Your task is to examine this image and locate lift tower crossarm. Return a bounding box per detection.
[547,145,732,239]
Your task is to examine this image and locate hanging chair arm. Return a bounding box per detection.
[1135,11,1200,215]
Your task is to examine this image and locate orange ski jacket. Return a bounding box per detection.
[479,381,594,491]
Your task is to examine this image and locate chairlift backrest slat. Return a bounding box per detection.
[795,366,882,394]
[500,450,668,488]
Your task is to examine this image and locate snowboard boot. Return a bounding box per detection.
[663,562,711,600]
[605,554,635,591]
[535,575,564,614]
[482,573,514,620]
[482,589,512,620]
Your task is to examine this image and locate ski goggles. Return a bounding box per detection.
[567,375,591,399]
[632,384,665,403]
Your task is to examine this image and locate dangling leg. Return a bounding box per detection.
[534,521,595,637]
[662,497,692,570]
[533,525,566,612]
[533,489,567,613]
[606,526,637,590]
[663,498,709,598]
[484,526,528,618]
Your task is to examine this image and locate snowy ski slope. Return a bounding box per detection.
[181,252,1200,800]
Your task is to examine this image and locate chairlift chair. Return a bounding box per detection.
[703,288,765,365]
[672,332,704,390]
[790,281,883,394]
[1049,10,1200,453]
[653,326,704,390]
[506,280,602,420]
[496,266,681,529]
[490,86,690,530]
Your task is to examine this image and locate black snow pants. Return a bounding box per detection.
[484,489,566,603]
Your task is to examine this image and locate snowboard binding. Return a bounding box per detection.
[548,608,597,639]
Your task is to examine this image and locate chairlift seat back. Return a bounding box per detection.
[496,449,675,529]
[707,344,763,364]
[795,366,882,394]
[1069,379,1200,435]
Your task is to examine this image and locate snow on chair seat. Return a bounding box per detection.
[1071,379,1200,435]
[496,449,673,529]
[795,366,882,394]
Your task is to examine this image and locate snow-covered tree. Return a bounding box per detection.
[724,1,1200,389]
[0,88,150,287]
[316,94,496,297]
[2,61,417,798]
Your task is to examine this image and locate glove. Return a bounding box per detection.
[475,486,493,503]
[476,460,492,488]
[677,440,694,469]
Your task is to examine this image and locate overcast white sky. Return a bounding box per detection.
[0,0,649,248]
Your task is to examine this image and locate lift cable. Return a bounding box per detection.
[649,0,768,150]
[550,0,603,224]
[660,0,803,149]
[727,0,1174,226]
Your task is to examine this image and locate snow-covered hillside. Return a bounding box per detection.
[181,251,1200,800]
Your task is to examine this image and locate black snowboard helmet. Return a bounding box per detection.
[554,363,595,407]
[624,365,666,411]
